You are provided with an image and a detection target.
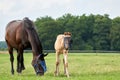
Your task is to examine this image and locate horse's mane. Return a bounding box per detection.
[23,17,35,30]
[22,17,43,54]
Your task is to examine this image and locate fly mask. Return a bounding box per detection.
[32,54,47,75]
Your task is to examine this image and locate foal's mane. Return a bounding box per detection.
[64,32,72,36]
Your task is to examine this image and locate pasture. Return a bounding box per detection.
[1,52,120,80]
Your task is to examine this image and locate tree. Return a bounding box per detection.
[110,17,120,50]
[34,14,120,51]
[35,16,59,49]
[93,14,112,50]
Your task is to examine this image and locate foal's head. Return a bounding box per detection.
[64,32,72,50]
[32,53,48,75]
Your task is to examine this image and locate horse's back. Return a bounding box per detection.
[5,20,23,48]
[54,34,64,51]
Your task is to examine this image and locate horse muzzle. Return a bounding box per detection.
[32,60,47,75]
[39,60,47,72]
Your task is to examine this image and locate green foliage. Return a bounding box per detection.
[34,14,120,50]
[93,14,112,50]
[0,41,7,50]
[35,16,59,49]
[2,14,120,51]
[110,17,120,50]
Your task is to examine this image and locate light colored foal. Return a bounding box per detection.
[54,32,72,78]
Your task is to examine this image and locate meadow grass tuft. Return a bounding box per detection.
[1,53,120,80]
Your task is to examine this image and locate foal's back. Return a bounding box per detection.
[54,34,64,53]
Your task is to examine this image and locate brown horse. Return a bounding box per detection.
[5,17,48,75]
[54,32,72,78]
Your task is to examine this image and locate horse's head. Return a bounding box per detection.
[32,53,48,75]
[64,32,72,50]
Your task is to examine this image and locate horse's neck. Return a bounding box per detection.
[27,30,43,56]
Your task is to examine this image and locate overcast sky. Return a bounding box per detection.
[0,0,120,41]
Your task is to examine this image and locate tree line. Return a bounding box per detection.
[34,13,120,51]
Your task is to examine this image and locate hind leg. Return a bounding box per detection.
[8,47,14,75]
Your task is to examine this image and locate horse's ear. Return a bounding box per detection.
[43,53,48,57]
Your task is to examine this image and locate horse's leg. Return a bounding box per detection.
[17,50,21,73]
[8,47,14,75]
[63,52,69,78]
[21,52,25,70]
[17,49,24,73]
[54,52,60,76]
[63,58,66,74]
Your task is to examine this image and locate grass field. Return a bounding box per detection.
[1,53,120,80]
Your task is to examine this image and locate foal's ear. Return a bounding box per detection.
[43,53,48,57]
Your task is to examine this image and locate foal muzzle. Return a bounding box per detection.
[64,37,72,50]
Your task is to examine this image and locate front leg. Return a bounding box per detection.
[54,52,60,76]
[21,52,25,70]
[63,52,69,78]
[17,49,24,73]
[63,58,66,74]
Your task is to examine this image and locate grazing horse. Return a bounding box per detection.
[54,32,72,78]
[5,17,48,75]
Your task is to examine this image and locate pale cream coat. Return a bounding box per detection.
[54,33,71,78]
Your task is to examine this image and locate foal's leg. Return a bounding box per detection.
[8,47,14,75]
[63,58,66,74]
[63,52,69,78]
[54,52,60,76]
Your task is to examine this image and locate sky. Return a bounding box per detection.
[0,0,120,41]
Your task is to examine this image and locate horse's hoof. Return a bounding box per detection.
[66,75,70,78]
[11,72,14,75]
[11,70,14,75]
[22,67,25,70]
[17,69,22,73]
[54,71,59,76]
[66,74,69,78]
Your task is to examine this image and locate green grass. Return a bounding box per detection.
[1,53,120,80]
